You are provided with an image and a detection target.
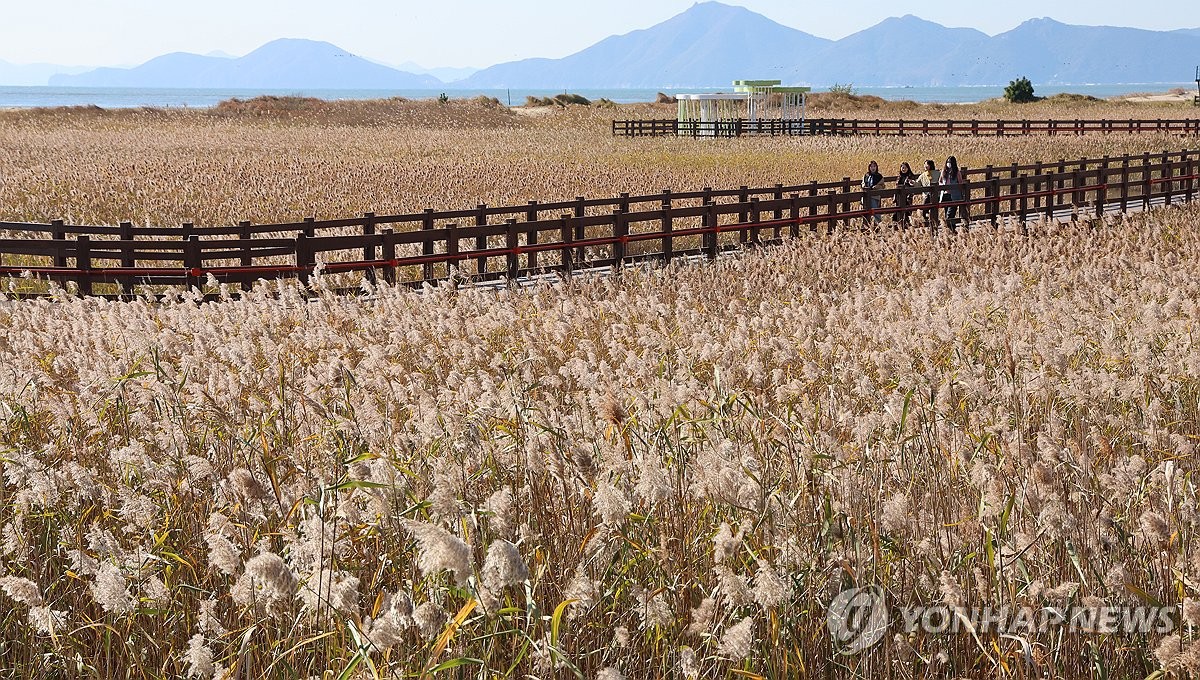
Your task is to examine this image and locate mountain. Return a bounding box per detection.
[34,6,1200,91]
[459,2,831,88]
[459,3,1200,88]
[979,18,1200,84]
[51,39,442,88]
[0,59,91,86]
[788,15,990,86]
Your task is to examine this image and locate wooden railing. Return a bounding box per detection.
[0,150,1198,297]
[613,118,1200,137]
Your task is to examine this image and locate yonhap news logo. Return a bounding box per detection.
[826,585,1178,654]
[826,586,889,654]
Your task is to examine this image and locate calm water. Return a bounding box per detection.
[0,83,1194,109]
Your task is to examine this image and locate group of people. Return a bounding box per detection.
[861,156,967,230]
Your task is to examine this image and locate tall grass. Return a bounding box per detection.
[1,100,1199,678]
[0,99,1193,228]
[1,203,1199,677]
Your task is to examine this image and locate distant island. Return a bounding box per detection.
[14,2,1198,90]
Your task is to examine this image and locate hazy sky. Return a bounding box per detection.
[3,0,1198,67]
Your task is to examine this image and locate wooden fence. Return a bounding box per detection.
[0,149,1198,297]
[613,118,1200,137]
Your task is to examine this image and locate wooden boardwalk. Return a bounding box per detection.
[613,118,1200,137]
[0,149,1197,298]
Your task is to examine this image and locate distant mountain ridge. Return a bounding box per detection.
[461,3,1200,88]
[458,2,830,89]
[0,59,91,86]
[50,39,441,89]
[26,4,1200,90]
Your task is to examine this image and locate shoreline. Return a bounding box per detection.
[0,83,1195,110]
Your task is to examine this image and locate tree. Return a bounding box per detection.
[1004,77,1037,103]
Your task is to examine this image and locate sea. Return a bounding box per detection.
[0,83,1194,109]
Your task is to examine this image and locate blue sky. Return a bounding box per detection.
[3,0,1197,67]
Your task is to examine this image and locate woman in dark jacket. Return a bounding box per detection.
[861,160,884,227]
[894,161,918,226]
[940,155,965,230]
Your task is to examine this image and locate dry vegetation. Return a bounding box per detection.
[0,96,1195,228]
[1,97,1200,679]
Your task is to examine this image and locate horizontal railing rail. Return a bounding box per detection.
[0,149,1197,297]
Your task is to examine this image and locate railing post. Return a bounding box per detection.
[1050,160,1063,207]
[1143,152,1153,210]
[1120,159,1131,213]
[76,235,92,296]
[446,222,460,279]
[573,196,586,266]
[772,183,784,239]
[185,234,202,291]
[475,203,489,277]
[825,190,838,236]
[736,186,749,245]
[505,218,520,281]
[1017,175,1029,235]
[1071,169,1083,219]
[789,194,801,238]
[561,214,574,275]
[119,220,134,297]
[929,180,942,233]
[51,220,66,267]
[703,200,718,260]
[1033,162,1046,218]
[1163,151,1174,206]
[381,228,396,285]
[526,200,539,270]
[660,189,673,263]
[294,232,310,288]
[840,177,852,228]
[748,198,761,245]
[239,220,253,292]
[361,212,376,285]
[808,181,819,233]
[1080,161,1089,211]
[1186,152,1195,204]
[612,207,627,271]
[421,208,435,281]
[985,165,997,227]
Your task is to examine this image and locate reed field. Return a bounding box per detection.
[1,97,1200,679]
[0,96,1194,227]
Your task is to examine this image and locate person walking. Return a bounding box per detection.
[915,159,940,228]
[940,156,965,231]
[861,160,884,227]
[894,161,918,226]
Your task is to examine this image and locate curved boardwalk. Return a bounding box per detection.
[0,149,1197,298]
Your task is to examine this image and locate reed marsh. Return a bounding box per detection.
[0,97,1199,678]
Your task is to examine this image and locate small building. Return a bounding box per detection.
[676,80,811,136]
